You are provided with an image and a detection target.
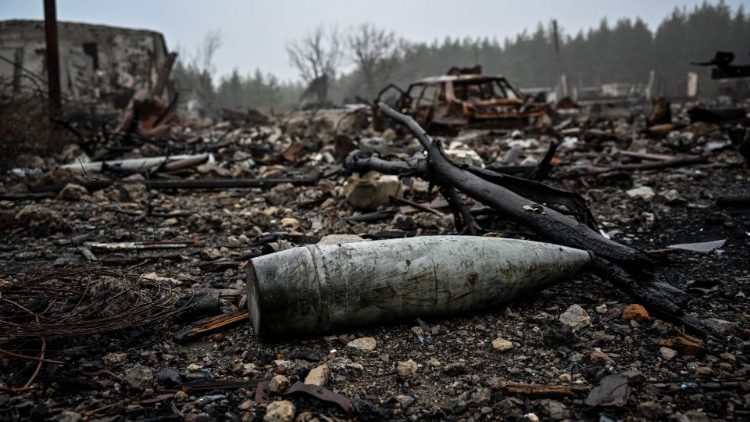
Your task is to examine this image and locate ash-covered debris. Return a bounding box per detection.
[1,87,748,420]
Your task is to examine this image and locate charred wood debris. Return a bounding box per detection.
[1,69,750,421]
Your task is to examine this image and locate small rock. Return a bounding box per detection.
[442,398,468,415]
[585,374,631,407]
[124,405,144,415]
[395,394,415,408]
[274,359,292,374]
[238,399,254,410]
[345,172,403,211]
[51,410,83,422]
[382,128,398,142]
[174,390,188,401]
[471,387,492,404]
[704,317,737,334]
[156,366,182,386]
[443,362,467,376]
[226,235,241,247]
[626,186,655,201]
[15,205,70,233]
[622,368,646,385]
[347,337,377,352]
[538,399,570,420]
[559,304,591,330]
[492,337,514,352]
[268,375,290,393]
[674,410,710,422]
[304,364,329,386]
[660,347,678,361]
[264,400,295,422]
[589,348,615,365]
[124,364,153,390]
[187,363,202,372]
[280,217,299,229]
[595,304,608,314]
[662,189,685,205]
[103,352,127,365]
[58,183,89,201]
[426,357,441,370]
[523,413,540,422]
[637,401,663,420]
[184,413,213,422]
[396,359,418,377]
[295,411,318,422]
[622,304,651,321]
[719,352,735,362]
[695,366,713,376]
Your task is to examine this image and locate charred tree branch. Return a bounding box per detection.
[441,186,482,235]
[378,101,645,268]
[364,102,707,336]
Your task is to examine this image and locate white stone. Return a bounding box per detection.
[626,186,655,201]
[492,337,514,352]
[264,400,295,422]
[346,337,377,352]
[396,359,418,377]
[268,375,290,393]
[660,347,678,361]
[304,364,330,386]
[559,304,591,329]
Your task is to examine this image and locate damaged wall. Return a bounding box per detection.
[0,19,171,108]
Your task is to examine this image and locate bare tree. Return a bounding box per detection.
[173,30,222,112]
[195,30,223,77]
[286,25,344,83]
[348,23,400,98]
[191,30,222,108]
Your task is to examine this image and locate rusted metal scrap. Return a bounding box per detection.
[174,310,250,342]
[655,332,705,356]
[373,66,547,133]
[0,268,189,392]
[0,268,187,341]
[494,382,591,396]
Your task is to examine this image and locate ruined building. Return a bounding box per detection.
[0,20,172,109]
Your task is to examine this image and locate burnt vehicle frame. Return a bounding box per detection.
[373,69,546,133]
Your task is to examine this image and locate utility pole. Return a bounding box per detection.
[551,20,567,98]
[44,0,61,116]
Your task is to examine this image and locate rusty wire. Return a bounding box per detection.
[0,268,191,393]
[0,268,190,341]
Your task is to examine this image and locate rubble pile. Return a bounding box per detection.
[1,98,749,421]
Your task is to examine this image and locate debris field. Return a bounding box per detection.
[1,93,749,422]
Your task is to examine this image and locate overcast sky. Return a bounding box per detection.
[1,0,745,82]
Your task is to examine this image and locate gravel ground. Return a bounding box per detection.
[1,106,749,421]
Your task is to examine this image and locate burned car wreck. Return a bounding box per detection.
[374,66,548,133]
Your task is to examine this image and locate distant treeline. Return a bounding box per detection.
[176,2,750,113]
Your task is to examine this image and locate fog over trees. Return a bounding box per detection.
[174,2,750,112]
